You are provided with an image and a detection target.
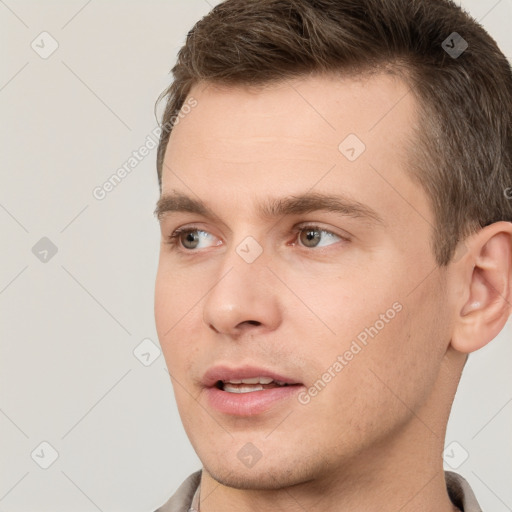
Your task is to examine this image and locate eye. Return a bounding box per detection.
[167,227,220,250]
[165,224,346,253]
[296,225,344,248]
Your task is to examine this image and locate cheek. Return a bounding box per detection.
[154,255,170,319]
[154,258,202,336]
[154,262,198,374]
[301,267,446,400]
[290,271,402,352]
[359,278,451,412]
[302,302,436,452]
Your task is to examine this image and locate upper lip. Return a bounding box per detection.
[202,364,302,388]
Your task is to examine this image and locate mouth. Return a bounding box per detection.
[215,376,296,393]
[202,365,304,416]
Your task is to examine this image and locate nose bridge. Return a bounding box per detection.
[202,239,281,334]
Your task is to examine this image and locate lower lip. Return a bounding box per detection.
[204,385,304,416]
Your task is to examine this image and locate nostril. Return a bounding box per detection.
[245,320,261,326]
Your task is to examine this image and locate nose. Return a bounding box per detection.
[202,250,282,338]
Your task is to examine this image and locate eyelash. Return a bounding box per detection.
[165,224,349,252]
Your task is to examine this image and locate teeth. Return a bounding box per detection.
[223,384,264,393]
[223,377,274,385]
[218,377,294,392]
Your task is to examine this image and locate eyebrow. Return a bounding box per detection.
[154,191,384,226]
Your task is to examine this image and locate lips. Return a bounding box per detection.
[201,364,304,416]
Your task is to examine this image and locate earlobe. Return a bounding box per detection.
[451,223,512,354]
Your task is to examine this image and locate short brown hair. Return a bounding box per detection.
[155,0,512,265]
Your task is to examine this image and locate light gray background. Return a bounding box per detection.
[1,1,511,511]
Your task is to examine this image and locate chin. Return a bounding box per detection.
[201,458,317,491]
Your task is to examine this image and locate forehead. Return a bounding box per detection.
[170,72,415,147]
[161,72,430,233]
[164,72,418,176]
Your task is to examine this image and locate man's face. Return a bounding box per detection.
[155,73,453,489]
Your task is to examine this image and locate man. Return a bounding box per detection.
[152,0,512,510]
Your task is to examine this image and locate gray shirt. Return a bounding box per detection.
[155,470,482,511]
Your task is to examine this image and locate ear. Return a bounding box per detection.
[451,221,512,353]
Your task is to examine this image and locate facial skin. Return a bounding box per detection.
[154,73,512,512]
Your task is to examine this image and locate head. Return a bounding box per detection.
[153,0,512,490]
